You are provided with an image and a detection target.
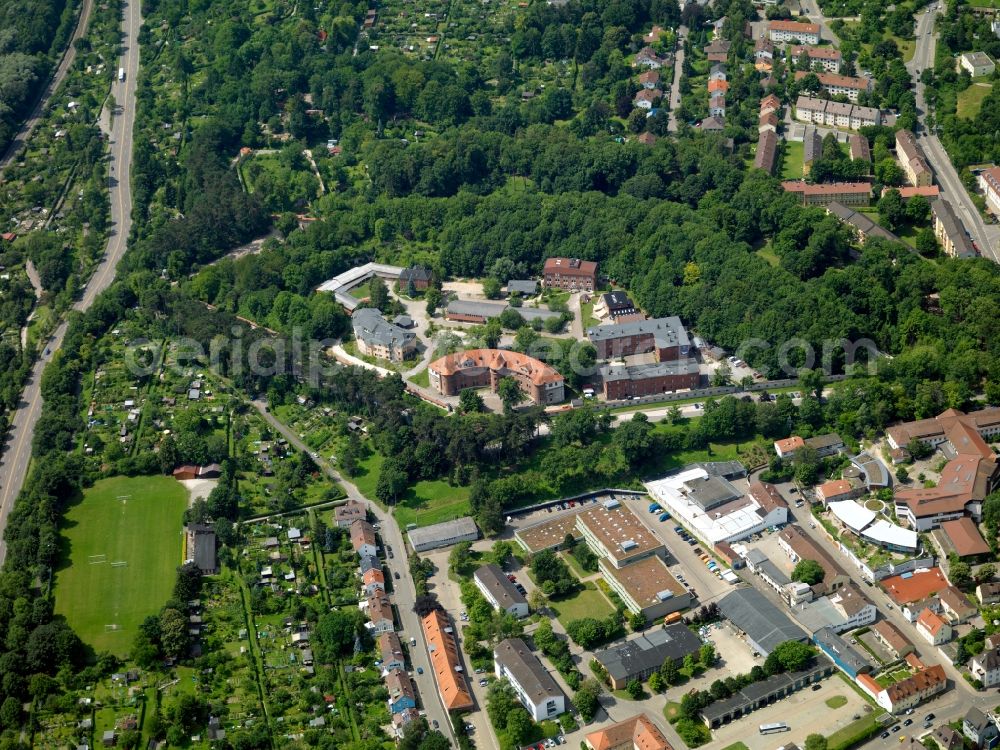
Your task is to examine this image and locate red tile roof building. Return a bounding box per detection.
[585,714,673,750]
[422,609,474,711]
[542,257,598,291]
[429,349,565,405]
[781,181,872,206]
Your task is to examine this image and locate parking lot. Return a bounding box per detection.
[712,676,870,750]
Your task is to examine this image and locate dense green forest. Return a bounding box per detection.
[0,0,78,152]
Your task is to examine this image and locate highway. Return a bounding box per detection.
[250,401,459,746]
[0,0,95,173]
[906,5,999,261]
[0,0,142,564]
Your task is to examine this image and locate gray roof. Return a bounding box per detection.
[718,588,807,655]
[495,638,565,703]
[682,475,742,511]
[187,525,216,572]
[407,517,479,550]
[711,63,727,77]
[474,564,527,610]
[932,199,977,258]
[447,299,507,318]
[447,299,560,321]
[700,659,832,722]
[804,128,823,164]
[827,202,901,243]
[758,559,792,588]
[594,623,703,683]
[693,461,747,479]
[745,548,769,567]
[507,280,538,295]
[964,706,993,732]
[805,433,844,451]
[851,452,889,487]
[587,316,690,349]
[360,555,379,574]
[599,359,700,384]
[701,116,726,130]
[399,266,432,283]
[812,627,872,673]
[601,290,634,309]
[352,308,415,349]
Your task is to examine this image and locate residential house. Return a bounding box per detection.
[635,46,668,69]
[699,115,726,131]
[960,51,996,77]
[334,499,366,528]
[849,133,871,164]
[350,519,378,558]
[760,93,781,115]
[795,71,872,101]
[362,567,385,596]
[755,38,775,71]
[710,63,727,81]
[932,199,978,258]
[979,166,1000,217]
[938,585,977,623]
[704,39,731,62]
[593,291,639,320]
[871,620,915,659]
[816,479,858,504]
[769,20,821,44]
[803,127,823,175]
[935,727,965,750]
[584,714,673,750]
[709,94,726,117]
[378,632,405,672]
[861,665,947,713]
[963,707,1000,749]
[385,668,416,714]
[916,608,952,645]
[422,609,474,711]
[754,129,779,173]
[788,45,842,72]
[978,582,1000,605]
[969,648,1000,689]
[896,130,934,187]
[826,202,901,244]
[639,70,660,89]
[495,638,566,721]
[634,89,662,110]
[474,564,530,618]
[781,181,872,206]
[366,594,394,633]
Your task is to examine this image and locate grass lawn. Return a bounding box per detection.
[886,34,915,63]
[757,241,780,267]
[781,140,804,180]
[550,581,615,626]
[353,452,471,528]
[664,702,682,724]
[721,743,750,750]
[408,367,430,387]
[826,695,848,709]
[957,83,993,119]
[54,475,188,656]
[560,550,594,580]
[826,713,882,750]
[581,299,600,328]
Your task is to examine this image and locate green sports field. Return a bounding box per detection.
[55,475,188,656]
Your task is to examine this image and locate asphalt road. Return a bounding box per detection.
[249,401,458,745]
[906,5,999,262]
[0,0,142,564]
[667,27,687,133]
[0,0,95,174]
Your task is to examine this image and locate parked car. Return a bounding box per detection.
[417,667,424,674]
[394,572,400,580]
[881,733,890,739]
[924,714,935,722]
[903,720,912,727]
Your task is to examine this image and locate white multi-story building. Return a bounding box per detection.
[769,20,820,45]
[788,45,842,73]
[960,51,996,77]
[473,564,529,618]
[969,648,1000,688]
[979,166,1000,217]
[495,638,566,721]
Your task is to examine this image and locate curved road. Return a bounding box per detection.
[0,0,95,173]
[0,0,142,563]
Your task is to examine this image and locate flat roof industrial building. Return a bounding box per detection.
[408,517,479,552]
[599,554,691,620]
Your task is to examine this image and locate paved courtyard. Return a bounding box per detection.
[711,676,870,750]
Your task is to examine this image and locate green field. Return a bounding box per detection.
[957,83,993,119]
[550,581,615,626]
[354,452,472,528]
[55,475,188,655]
[781,141,805,180]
